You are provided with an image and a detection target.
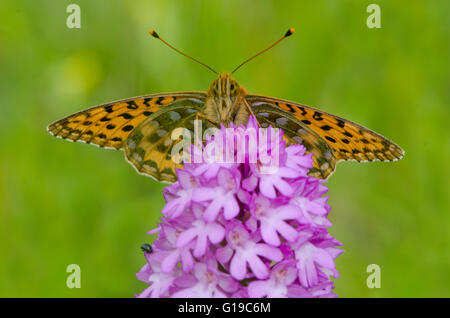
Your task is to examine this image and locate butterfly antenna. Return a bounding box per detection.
[149,30,218,75]
[231,28,295,74]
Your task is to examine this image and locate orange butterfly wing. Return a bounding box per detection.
[47,92,206,150]
[247,94,404,176]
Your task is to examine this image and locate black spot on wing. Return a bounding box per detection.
[325,136,336,143]
[336,119,345,128]
[119,113,134,119]
[313,112,323,121]
[343,131,353,138]
[127,101,139,110]
[298,106,307,116]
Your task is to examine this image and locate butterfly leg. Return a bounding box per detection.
[195,112,219,125]
[234,97,260,127]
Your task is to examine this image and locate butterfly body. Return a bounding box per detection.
[204,72,250,126]
[47,71,404,183]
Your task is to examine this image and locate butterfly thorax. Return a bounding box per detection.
[203,72,250,126]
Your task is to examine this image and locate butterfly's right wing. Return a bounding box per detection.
[247,94,404,164]
[249,102,337,179]
[247,94,404,179]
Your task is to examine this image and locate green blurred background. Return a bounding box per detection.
[0,0,449,297]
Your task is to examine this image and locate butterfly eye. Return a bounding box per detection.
[230,84,235,91]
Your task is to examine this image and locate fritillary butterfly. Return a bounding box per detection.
[47,28,404,182]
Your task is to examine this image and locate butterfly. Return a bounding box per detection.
[47,28,404,183]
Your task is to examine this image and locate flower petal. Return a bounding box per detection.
[230,253,247,280]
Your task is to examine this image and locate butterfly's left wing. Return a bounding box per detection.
[246,94,404,179]
[124,102,218,183]
[47,92,209,182]
[47,92,207,149]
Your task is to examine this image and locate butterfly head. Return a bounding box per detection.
[205,73,247,125]
[208,72,243,98]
